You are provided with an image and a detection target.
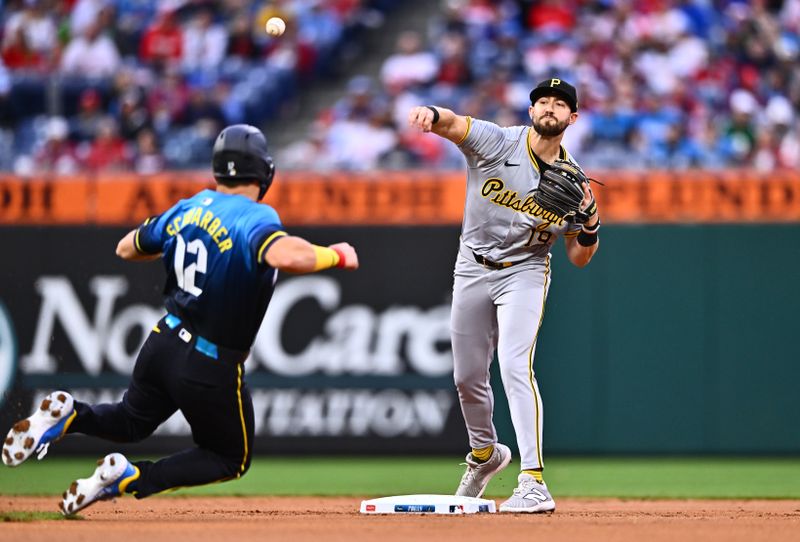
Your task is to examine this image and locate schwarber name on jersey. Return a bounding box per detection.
[135,189,286,351]
[457,117,582,263]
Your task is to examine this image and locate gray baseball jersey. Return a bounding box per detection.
[450,117,582,473]
[458,117,581,262]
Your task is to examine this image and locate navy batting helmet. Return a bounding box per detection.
[212,124,276,201]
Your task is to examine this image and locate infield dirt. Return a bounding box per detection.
[2,496,799,541]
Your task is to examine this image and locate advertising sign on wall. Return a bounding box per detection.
[0,226,468,454]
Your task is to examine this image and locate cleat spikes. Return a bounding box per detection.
[40,399,52,411]
[13,420,30,433]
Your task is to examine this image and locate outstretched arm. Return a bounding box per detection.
[116,230,161,261]
[265,236,358,273]
[408,106,470,144]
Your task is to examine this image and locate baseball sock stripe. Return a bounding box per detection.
[521,469,544,483]
[471,444,494,463]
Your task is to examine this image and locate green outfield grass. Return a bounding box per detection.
[1,457,799,499]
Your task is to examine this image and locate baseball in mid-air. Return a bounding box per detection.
[266,17,286,37]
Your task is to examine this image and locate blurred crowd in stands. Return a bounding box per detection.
[280,0,800,171]
[1,0,799,174]
[0,0,389,174]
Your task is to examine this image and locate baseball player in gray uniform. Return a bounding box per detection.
[408,78,600,513]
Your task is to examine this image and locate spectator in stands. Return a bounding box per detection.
[71,88,105,142]
[279,121,335,171]
[70,0,112,40]
[226,11,261,61]
[380,31,439,90]
[182,8,228,72]
[212,81,245,125]
[139,6,183,72]
[114,0,157,57]
[332,75,382,122]
[1,22,47,71]
[2,0,58,67]
[326,107,397,170]
[296,0,343,69]
[32,116,79,174]
[650,122,706,169]
[146,68,189,135]
[720,89,758,166]
[80,116,132,171]
[132,128,165,174]
[527,0,576,35]
[117,89,151,140]
[183,85,226,135]
[435,31,473,88]
[60,18,121,78]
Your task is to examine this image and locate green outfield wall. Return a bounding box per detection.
[0,224,797,455]
[505,224,800,454]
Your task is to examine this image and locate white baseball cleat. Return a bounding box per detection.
[455,442,512,498]
[60,453,140,516]
[2,391,76,467]
[499,473,556,513]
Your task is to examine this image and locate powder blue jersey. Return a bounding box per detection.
[135,189,286,351]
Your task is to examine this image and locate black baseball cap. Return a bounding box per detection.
[529,78,578,112]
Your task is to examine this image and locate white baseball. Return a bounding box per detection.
[266,17,286,37]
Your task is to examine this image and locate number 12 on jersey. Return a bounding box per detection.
[174,234,208,296]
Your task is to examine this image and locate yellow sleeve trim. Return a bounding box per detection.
[134,229,144,254]
[257,231,288,263]
[456,116,472,145]
[564,230,580,238]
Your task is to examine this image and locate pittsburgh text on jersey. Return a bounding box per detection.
[481,178,566,226]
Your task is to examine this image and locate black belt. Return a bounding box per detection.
[473,252,515,270]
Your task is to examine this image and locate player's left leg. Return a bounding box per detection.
[493,259,556,513]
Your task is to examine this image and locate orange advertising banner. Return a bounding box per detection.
[1,170,800,226]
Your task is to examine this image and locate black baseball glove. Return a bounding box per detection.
[533,159,597,223]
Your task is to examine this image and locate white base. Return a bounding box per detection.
[360,494,496,514]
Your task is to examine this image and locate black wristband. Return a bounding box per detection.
[425,105,440,124]
[577,230,598,247]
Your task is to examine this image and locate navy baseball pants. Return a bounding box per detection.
[67,314,254,498]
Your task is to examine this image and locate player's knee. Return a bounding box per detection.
[220,452,252,479]
[454,370,490,399]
